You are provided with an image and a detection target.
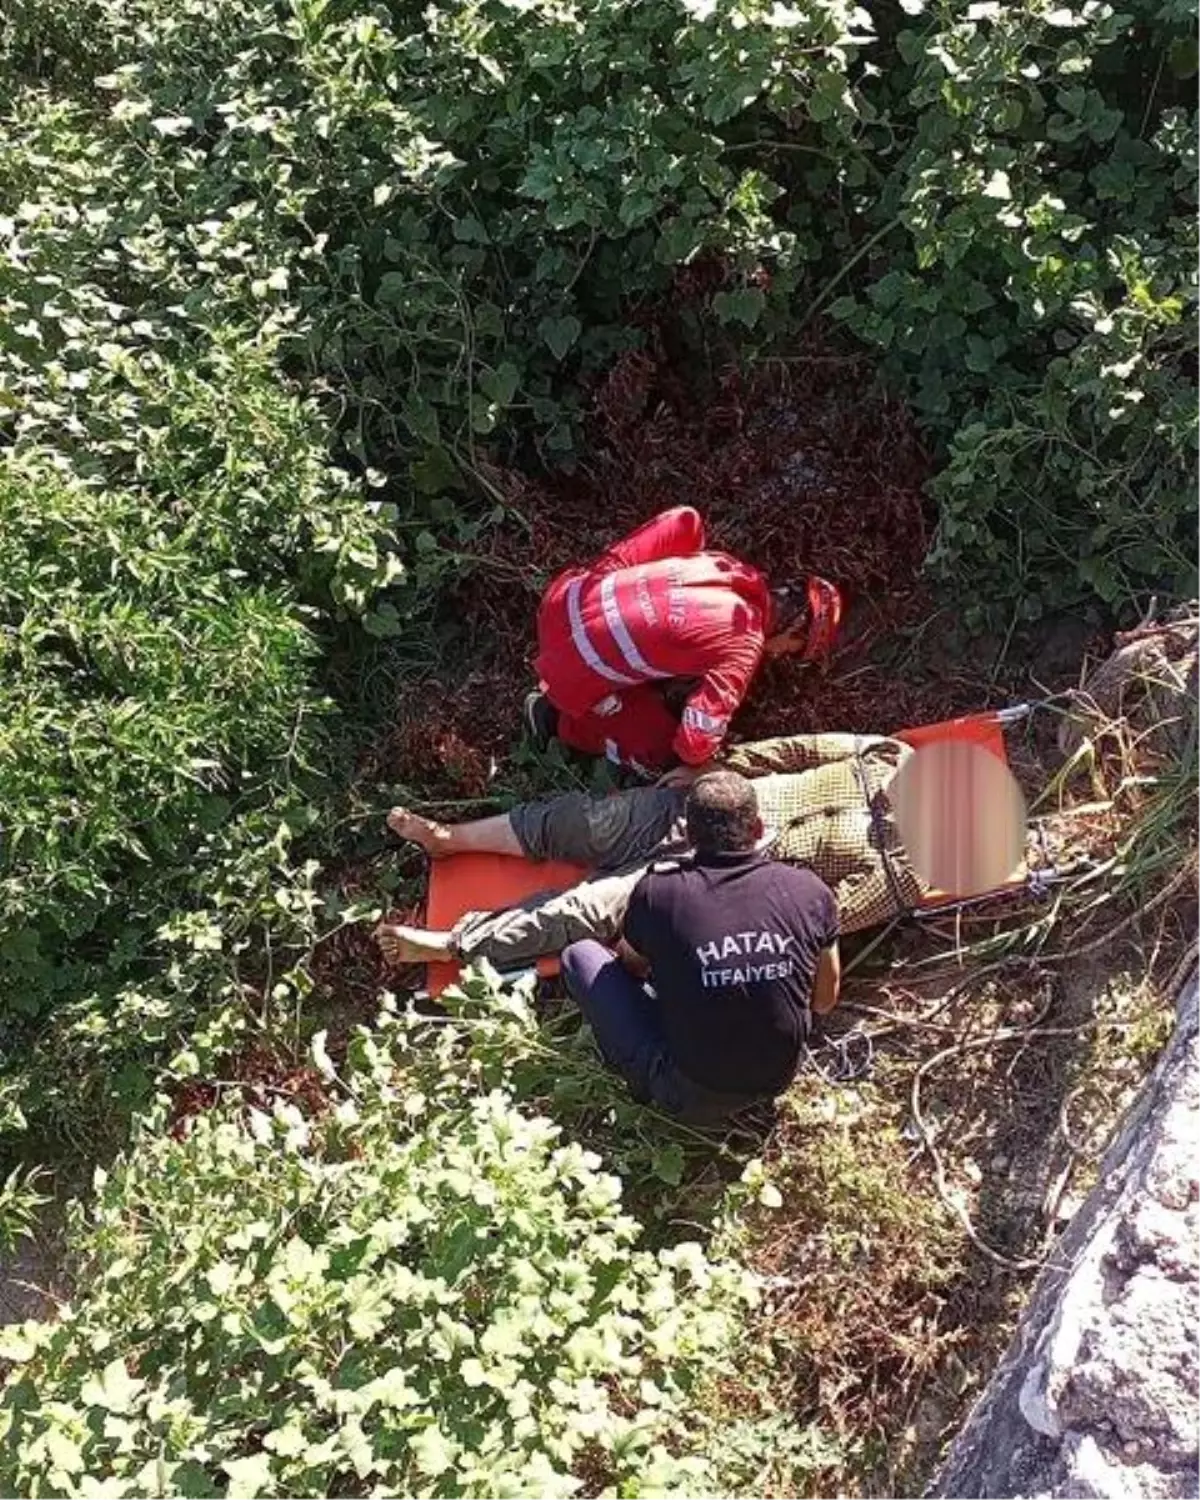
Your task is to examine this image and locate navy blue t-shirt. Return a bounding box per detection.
[623,850,839,1096]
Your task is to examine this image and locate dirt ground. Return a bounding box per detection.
[172,315,1200,1493]
[305,326,1197,1494]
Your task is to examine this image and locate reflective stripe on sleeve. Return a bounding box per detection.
[599,575,670,679]
[681,705,729,734]
[566,579,637,687]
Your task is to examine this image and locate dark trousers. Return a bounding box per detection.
[560,940,768,1125]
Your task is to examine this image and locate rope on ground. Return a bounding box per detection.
[842,957,1034,1036]
[804,1029,875,1083]
[839,1001,962,1036]
[908,986,1064,1275]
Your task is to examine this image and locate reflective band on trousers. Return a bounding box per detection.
[566,579,637,687]
[599,575,670,679]
[682,705,728,733]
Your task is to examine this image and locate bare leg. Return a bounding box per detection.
[385,808,523,860]
[377,923,456,963]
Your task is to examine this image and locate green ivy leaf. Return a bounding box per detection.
[410,1425,457,1478]
[651,1144,685,1186]
[79,1355,145,1414]
[222,1452,277,1498]
[206,1260,239,1296]
[410,446,461,496]
[964,336,995,373]
[362,601,403,637]
[401,395,440,445]
[469,393,498,434]
[452,215,489,243]
[1168,36,1198,77]
[44,1430,84,1477]
[0,1323,45,1363]
[263,1424,307,1459]
[712,287,765,329]
[479,362,520,407]
[538,315,582,361]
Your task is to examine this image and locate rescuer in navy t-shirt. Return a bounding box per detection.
[559,770,841,1120]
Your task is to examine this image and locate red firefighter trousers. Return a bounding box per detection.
[553,684,685,776]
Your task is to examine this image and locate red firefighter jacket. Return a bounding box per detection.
[534,506,772,765]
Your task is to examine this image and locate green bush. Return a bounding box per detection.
[0,337,396,1126]
[823,0,1197,621]
[0,997,756,1499]
[0,0,864,515]
[0,0,868,1132]
[7,0,1180,626]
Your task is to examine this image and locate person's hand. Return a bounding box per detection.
[616,938,651,980]
[656,761,713,789]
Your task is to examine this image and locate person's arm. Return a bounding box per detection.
[616,937,651,979]
[811,942,842,1016]
[596,506,706,572]
[671,632,768,766]
[620,876,654,977]
[657,760,715,788]
[722,732,890,779]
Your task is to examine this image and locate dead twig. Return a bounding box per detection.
[1040,858,1196,965]
[1162,938,1199,1001]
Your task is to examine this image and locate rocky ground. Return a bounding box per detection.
[933,966,1198,1500]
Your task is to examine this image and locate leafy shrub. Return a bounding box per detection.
[822,0,1197,621]
[0,335,397,1127]
[9,0,1187,630]
[0,996,756,1499]
[0,0,865,520]
[0,0,870,1130]
[0,41,402,1121]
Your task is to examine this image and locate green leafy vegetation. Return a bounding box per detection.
[0,0,1194,1493]
[0,992,756,1498]
[823,0,1197,622]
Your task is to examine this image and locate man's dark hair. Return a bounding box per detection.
[685,771,760,857]
[769,586,808,636]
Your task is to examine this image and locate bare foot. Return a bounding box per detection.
[377,923,455,964]
[385,806,457,857]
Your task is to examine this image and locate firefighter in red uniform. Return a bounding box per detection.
[525,506,842,777]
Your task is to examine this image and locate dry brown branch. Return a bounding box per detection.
[1040,857,1197,965]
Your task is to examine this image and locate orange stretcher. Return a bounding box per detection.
[423,706,1036,997]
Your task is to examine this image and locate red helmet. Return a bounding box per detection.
[802,576,843,661]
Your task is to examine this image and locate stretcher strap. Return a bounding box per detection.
[854,749,915,921]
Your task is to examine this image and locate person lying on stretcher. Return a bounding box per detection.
[376,730,921,970]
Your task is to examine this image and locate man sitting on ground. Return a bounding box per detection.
[559,771,841,1123]
[377,730,921,970]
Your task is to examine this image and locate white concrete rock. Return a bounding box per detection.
[931,963,1199,1500]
